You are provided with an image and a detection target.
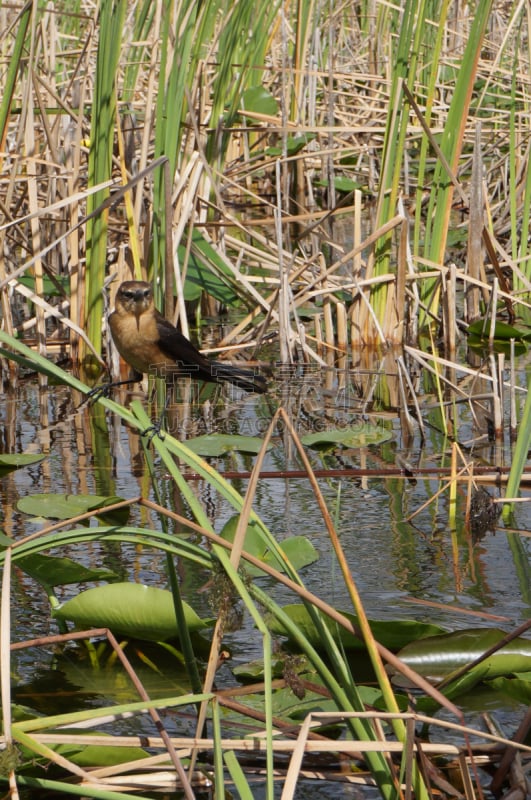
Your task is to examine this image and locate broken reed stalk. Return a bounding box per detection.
[443,262,457,355]
[489,352,503,440]
[336,300,347,355]
[510,339,517,440]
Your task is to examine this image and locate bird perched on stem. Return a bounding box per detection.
[108,280,267,395]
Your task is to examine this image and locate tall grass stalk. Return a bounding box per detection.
[0,0,32,337]
[373,0,428,293]
[503,369,531,521]
[84,0,127,367]
[420,0,493,325]
[0,1,32,156]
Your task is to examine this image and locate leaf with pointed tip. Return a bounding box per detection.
[397,628,531,680]
[220,517,318,576]
[185,434,270,457]
[487,673,531,705]
[270,604,446,651]
[17,493,128,524]
[0,453,45,476]
[53,583,213,642]
[18,553,118,588]
[301,424,392,451]
[241,85,278,118]
[468,319,531,341]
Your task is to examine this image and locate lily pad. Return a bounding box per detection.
[0,531,12,547]
[270,604,446,651]
[0,453,45,476]
[185,434,270,457]
[220,517,318,576]
[240,85,278,118]
[487,673,531,705]
[314,176,363,193]
[18,553,118,588]
[397,628,531,680]
[301,424,393,451]
[53,583,213,642]
[266,133,316,157]
[17,493,128,524]
[65,742,150,768]
[468,319,531,341]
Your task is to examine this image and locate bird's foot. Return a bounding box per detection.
[141,419,166,443]
[85,382,114,403]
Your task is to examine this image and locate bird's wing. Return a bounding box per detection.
[154,312,212,372]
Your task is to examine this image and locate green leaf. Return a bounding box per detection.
[181,228,239,304]
[467,319,531,341]
[270,604,446,651]
[17,494,128,524]
[0,531,13,547]
[241,85,278,118]
[65,742,150,768]
[18,553,118,588]
[314,176,363,193]
[0,453,45,476]
[467,336,528,356]
[301,424,393,451]
[266,133,316,157]
[487,673,531,705]
[233,658,289,680]
[185,434,270,457]
[220,518,318,576]
[18,274,70,297]
[53,583,213,642]
[397,628,531,680]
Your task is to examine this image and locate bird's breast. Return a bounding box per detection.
[109,310,175,377]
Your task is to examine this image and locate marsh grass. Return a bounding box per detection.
[1,0,531,797]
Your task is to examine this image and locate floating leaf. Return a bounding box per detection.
[185,434,270,457]
[18,553,118,588]
[301,424,392,451]
[467,336,527,356]
[240,85,278,118]
[0,531,12,547]
[266,133,316,157]
[314,176,363,193]
[468,319,531,342]
[0,453,45,476]
[397,628,531,680]
[65,742,150,768]
[487,673,531,705]
[233,658,289,680]
[53,583,213,642]
[220,517,318,576]
[17,493,128,524]
[269,604,445,651]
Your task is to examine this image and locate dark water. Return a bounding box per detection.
[1,362,530,798]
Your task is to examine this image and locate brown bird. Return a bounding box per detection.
[108,280,267,394]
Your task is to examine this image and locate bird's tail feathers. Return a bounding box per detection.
[210,362,267,394]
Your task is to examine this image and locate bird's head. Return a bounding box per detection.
[114,281,153,317]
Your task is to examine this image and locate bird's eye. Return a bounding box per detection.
[123,290,134,299]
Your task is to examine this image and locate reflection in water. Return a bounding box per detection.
[2,367,529,627]
[0,359,529,798]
